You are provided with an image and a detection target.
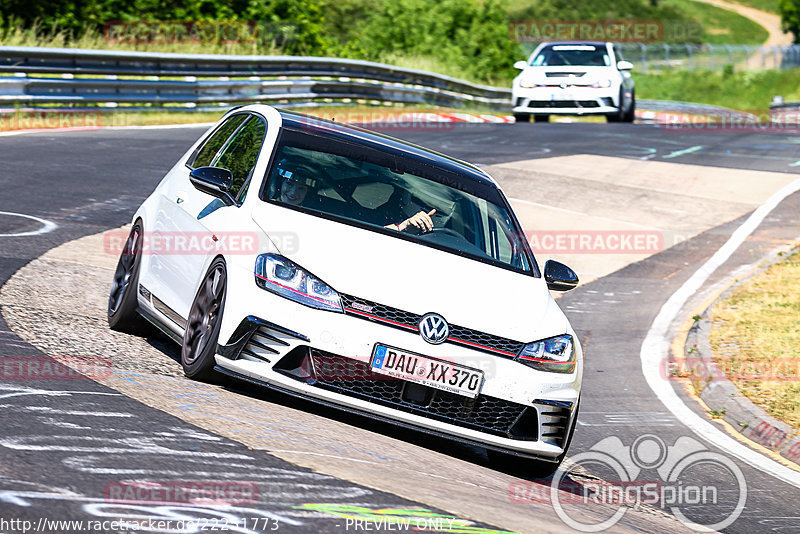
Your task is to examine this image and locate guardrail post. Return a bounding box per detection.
[639,43,647,74]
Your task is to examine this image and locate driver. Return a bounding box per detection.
[275,159,436,233]
[275,161,317,206]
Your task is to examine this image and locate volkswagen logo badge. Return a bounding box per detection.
[419,313,449,345]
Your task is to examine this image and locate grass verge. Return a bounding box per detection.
[636,68,800,111]
[709,247,800,432]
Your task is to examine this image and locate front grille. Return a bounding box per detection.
[309,350,536,440]
[340,294,524,358]
[527,100,599,109]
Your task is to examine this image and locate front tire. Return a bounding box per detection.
[108,221,147,334]
[182,257,227,380]
[623,91,636,123]
[514,113,530,123]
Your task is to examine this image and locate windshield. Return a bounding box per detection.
[261,128,534,274]
[532,44,611,67]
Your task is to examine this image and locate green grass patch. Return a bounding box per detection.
[661,0,769,44]
[710,248,800,432]
[636,68,800,110]
[725,0,779,14]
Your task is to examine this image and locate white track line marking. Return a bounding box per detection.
[0,211,58,237]
[640,176,800,488]
[508,197,663,230]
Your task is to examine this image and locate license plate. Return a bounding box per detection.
[370,344,484,399]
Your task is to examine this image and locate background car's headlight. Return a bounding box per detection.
[519,80,540,88]
[254,253,343,312]
[591,79,613,88]
[516,334,575,373]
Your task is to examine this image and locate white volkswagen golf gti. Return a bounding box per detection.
[108,104,583,475]
[512,41,635,123]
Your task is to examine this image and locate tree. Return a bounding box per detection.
[780,0,800,43]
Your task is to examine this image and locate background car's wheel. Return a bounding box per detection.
[108,220,148,334]
[513,113,530,123]
[606,88,628,123]
[488,399,580,478]
[534,114,549,123]
[181,257,227,380]
[623,91,636,123]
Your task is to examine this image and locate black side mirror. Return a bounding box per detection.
[544,260,579,291]
[189,166,236,206]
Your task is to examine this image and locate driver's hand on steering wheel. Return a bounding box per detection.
[395,209,436,233]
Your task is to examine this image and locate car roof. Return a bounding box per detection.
[541,41,610,47]
[274,109,499,188]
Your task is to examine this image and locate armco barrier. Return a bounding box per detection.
[0,46,511,110]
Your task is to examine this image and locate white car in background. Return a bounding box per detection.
[107,104,583,476]
[512,41,635,123]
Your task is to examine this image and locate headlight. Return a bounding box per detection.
[254,253,343,313]
[519,80,540,88]
[591,79,613,88]
[516,334,575,373]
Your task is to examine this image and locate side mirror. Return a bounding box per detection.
[514,60,528,70]
[617,60,633,71]
[189,166,236,206]
[544,260,579,291]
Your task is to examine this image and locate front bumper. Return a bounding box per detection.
[214,270,581,459]
[512,87,618,116]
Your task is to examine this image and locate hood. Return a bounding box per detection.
[517,66,617,86]
[252,205,568,343]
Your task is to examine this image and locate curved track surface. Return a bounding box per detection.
[1,122,799,533]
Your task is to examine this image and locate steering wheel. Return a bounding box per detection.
[421,227,463,239]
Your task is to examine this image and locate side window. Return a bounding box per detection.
[190,114,248,168]
[212,115,267,199]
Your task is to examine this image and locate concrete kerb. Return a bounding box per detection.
[681,244,800,467]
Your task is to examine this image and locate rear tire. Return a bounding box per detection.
[514,113,530,123]
[182,258,227,380]
[534,114,549,123]
[108,221,148,334]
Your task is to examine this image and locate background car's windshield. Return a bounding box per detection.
[262,129,533,274]
[532,45,610,67]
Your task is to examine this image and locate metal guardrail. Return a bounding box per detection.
[614,43,800,73]
[0,46,512,110]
